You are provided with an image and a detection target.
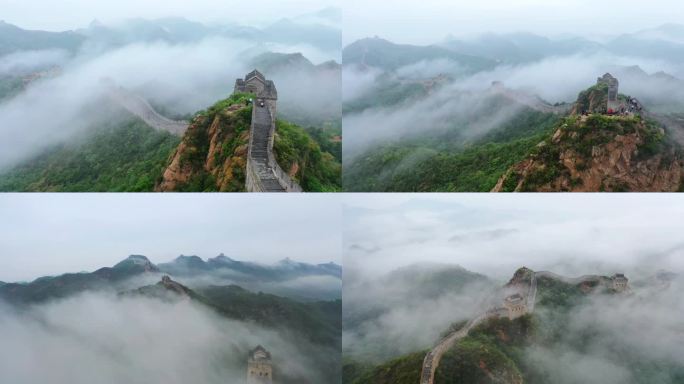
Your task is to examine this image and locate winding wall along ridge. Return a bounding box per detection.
[419,270,625,384]
[110,89,189,135]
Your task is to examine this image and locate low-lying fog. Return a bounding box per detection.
[0,293,331,384]
[343,34,684,159]
[0,14,341,171]
[342,194,684,374]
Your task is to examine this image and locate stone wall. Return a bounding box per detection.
[240,72,302,192]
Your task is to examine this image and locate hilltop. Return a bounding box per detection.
[156,92,340,191]
[493,82,684,192]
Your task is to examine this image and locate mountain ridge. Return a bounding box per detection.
[0,253,341,304]
[492,81,684,192]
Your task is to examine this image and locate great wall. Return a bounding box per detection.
[108,87,189,135]
[107,70,302,192]
[236,70,302,192]
[419,268,629,384]
[490,81,572,115]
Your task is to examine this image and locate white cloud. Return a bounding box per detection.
[0,293,330,383]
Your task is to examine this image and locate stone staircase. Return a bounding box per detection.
[249,105,287,192]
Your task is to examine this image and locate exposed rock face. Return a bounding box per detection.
[493,115,684,192]
[159,275,191,297]
[156,102,252,192]
[506,267,534,286]
[157,138,192,190]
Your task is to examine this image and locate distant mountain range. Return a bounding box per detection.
[0,13,341,57]
[158,253,342,280]
[250,51,341,74]
[0,20,84,56]
[0,255,341,384]
[0,254,341,304]
[343,37,496,72]
[344,24,684,69]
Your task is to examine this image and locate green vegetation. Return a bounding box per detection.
[575,82,608,114]
[497,112,684,191]
[194,92,254,118]
[343,79,428,114]
[343,137,538,191]
[172,93,254,192]
[536,277,586,310]
[0,75,24,101]
[518,143,563,192]
[344,109,559,191]
[436,317,533,384]
[304,119,342,163]
[343,351,425,384]
[0,118,179,191]
[274,119,342,191]
[0,91,341,192]
[198,285,341,346]
[344,316,533,384]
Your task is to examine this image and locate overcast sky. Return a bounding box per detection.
[0,194,341,282]
[344,0,684,45]
[344,194,684,280]
[0,0,339,31]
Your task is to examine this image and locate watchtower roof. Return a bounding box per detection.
[249,345,272,361]
[245,69,266,82]
[597,73,619,85]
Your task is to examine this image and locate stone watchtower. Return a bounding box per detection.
[234,69,278,101]
[247,345,273,384]
[597,73,619,112]
[611,273,629,292]
[503,293,526,320]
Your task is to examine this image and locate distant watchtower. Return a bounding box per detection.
[611,273,629,292]
[503,293,527,320]
[247,345,273,384]
[234,69,278,101]
[597,73,619,112]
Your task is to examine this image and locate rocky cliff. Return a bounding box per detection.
[156,94,253,192]
[156,92,341,192]
[492,114,684,192]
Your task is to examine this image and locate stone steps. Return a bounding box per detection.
[249,104,287,192]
